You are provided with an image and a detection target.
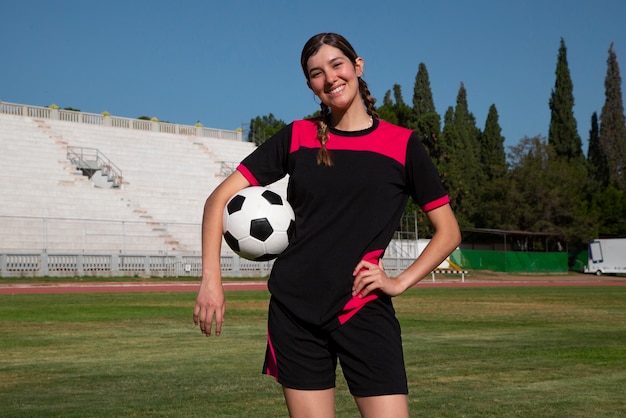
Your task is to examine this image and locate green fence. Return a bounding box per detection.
[450,249,568,273]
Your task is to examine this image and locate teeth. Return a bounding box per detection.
[329,85,344,94]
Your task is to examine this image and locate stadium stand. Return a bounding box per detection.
[0,103,288,261]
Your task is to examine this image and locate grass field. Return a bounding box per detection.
[1,286,625,417]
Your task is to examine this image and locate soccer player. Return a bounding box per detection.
[194,32,461,418]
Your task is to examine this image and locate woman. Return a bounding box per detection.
[194,32,461,418]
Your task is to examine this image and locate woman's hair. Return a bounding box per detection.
[300,33,378,166]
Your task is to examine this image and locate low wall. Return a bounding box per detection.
[0,253,415,279]
[1,250,570,278]
[0,253,272,278]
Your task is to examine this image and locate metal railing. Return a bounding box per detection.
[67,146,124,187]
[0,252,273,278]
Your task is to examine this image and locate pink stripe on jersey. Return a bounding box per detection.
[265,328,279,381]
[421,195,450,212]
[337,249,385,325]
[291,119,412,165]
[236,164,260,186]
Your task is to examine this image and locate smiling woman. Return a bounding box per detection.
[300,33,376,167]
[193,32,461,418]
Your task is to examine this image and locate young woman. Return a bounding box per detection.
[194,33,461,418]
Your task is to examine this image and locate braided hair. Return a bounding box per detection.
[300,33,378,166]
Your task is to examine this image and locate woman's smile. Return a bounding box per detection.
[327,84,345,95]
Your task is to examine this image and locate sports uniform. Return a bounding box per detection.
[237,117,449,395]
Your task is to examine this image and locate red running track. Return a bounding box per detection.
[0,279,624,295]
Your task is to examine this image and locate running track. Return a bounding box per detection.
[1,278,624,295]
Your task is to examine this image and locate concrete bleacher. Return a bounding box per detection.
[0,106,286,255]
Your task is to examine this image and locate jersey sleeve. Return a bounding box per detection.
[405,133,450,212]
[236,123,293,186]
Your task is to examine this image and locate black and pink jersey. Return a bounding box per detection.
[237,118,449,330]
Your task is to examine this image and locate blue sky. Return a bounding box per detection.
[1,0,624,150]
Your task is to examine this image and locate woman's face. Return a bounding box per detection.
[305,44,363,113]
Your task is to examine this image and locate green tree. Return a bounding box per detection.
[507,136,594,247]
[248,113,286,146]
[376,85,414,128]
[480,104,507,181]
[377,90,399,125]
[590,185,626,237]
[599,42,626,191]
[548,38,584,162]
[411,63,442,161]
[440,83,482,227]
[391,84,413,128]
[474,104,509,228]
[587,112,610,189]
[440,106,459,206]
[412,63,436,115]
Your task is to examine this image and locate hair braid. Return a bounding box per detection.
[359,78,379,119]
[316,103,333,166]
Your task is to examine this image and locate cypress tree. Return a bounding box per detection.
[440,106,462,218]
[454,83,483,201]
[475,104,509,229]
[412,63,436,115]
[439,83,482,227]
[587,112,610,189]
[377,90,399,125]
[453,83,481,168]
[391,84,413,128]
[599,42,626,191]
[411,63,442,161]
[548,38,584,162]
[480,104,507,181]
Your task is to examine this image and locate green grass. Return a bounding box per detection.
[1,287,625,417]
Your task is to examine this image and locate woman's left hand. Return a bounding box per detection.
[352,259,405,298]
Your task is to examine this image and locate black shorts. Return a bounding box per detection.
[262,296,408,397]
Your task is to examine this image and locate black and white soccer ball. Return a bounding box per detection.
[223,187,295,261]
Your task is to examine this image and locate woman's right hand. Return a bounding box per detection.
[193,278,225,336]
[192,170,251,337]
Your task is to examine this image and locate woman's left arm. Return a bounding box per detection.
[352,203,460,297]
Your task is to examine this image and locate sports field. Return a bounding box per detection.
[1,279,625,417]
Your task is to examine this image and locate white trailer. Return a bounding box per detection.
[584,238,626,276]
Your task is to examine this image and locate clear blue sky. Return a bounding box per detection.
[1,0,624,150]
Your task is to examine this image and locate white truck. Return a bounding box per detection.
[584,238,626,276]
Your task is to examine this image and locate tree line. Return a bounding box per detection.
[248,39,626,260]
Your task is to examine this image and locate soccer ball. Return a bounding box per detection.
[223,187,295,261]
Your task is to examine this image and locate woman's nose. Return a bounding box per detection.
[325,70,338,84]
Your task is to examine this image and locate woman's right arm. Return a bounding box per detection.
[193,170,250,336]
